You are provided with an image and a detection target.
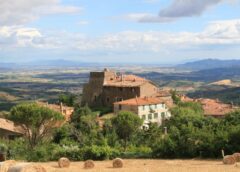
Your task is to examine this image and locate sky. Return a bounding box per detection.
[0,0,240,64]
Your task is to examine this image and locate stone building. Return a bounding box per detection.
[180,95,237,118]
[114,97,171,127]
[0,118,24,140]
[82,69,160,108]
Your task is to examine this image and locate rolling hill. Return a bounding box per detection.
[177,59,240,70]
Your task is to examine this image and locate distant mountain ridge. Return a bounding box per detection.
[0,59,99,68]
[28,59,85,67]
[177,59,240,70]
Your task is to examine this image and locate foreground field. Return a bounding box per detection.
[37,159,240,172]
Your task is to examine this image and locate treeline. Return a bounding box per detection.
[1,98,240,162]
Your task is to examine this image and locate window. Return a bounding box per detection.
[143,105,145,110]
[94,95,97,101]
[119,87,123,91]
[131,88,135,92]
[148,114,152,120]
[155,104,157,109]
[142,115,146,120]
[106,97,110,102]
[154,113,158,119]
[161,112,165,118]
[119,105,122,110]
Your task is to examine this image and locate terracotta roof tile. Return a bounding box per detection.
[104,74,148,87]
[0,118,24,134]
[114,97,164,106]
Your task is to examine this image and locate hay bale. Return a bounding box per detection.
[84,160,95,169]
[223,155,236,165]
[7,163,46,172]
[58,157,70,168]
[233,153,240,162]
[0,160,16,172]
[113,158,123,168]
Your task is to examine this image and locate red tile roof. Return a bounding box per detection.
[198,98,235,117]
[0,118,24,134]
[180,95,236,117]
[114,97,164,106]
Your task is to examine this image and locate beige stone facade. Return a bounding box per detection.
[114,97,171,127]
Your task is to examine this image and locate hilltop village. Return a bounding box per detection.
[1,68,240,169]
[0,68,238,139]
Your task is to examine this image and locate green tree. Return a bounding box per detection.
[9,103,64,148]
[112,111,143,150]
[59,94,76,106]
[170,90,181,105]
[70,105,100,146]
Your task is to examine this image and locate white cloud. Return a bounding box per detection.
[159,0,223,18]
[0,26,42,48]
[1,19,240,61]
[126,0,226,23]
[0,0,82,26]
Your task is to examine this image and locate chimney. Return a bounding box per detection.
[60,102,63,114]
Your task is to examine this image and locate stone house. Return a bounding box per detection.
[0,118,24,140]
[82,69,160,108]
[180,95,237,118]
[114,97,171,127]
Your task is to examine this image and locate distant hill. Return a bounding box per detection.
[28,59,90,67]
[0,63,17,69]
[177,59,240,70]
[0,59,100,69]
[188,85,240,105]
[209,79,233,86]
[139,67,240,83]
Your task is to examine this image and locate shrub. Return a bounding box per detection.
[82,145,120,160]
[121,145,152,159]
[53,145,83,161]
[0,143,7,154]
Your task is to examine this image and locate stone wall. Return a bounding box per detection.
[102,86,140,107]
[140,82,158,97]
[81,71,116,107]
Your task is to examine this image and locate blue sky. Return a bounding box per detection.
[0,0,240,64]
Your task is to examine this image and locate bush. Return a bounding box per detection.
[82,145,120,160]
[121,145,152,159]
[7,138,28,160]
[53,145,83,161]
[0,143,7,154]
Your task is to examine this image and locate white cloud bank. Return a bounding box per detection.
[0,19,240,58]
[0,0,81,26]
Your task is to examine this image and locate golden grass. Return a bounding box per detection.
[36,159,240,172]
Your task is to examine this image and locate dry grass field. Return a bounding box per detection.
[36,159,240,172]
